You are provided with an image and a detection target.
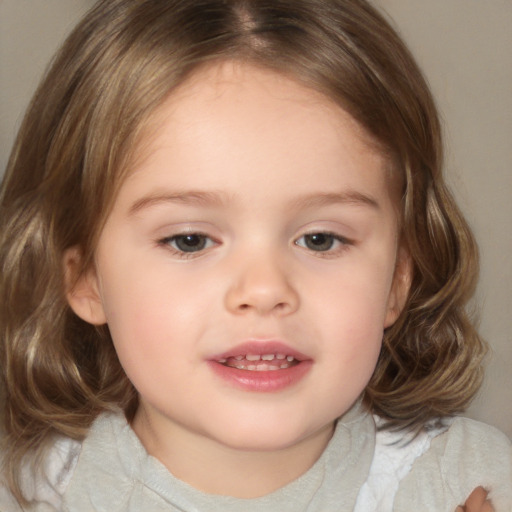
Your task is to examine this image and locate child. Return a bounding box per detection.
[0,0,510,510]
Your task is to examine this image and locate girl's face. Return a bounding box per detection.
[68,61,409,465]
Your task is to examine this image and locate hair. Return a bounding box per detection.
[0,0,485,502]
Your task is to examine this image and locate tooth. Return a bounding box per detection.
[280,364,290,369]
[261,354,275,361]
[247,365,257,370]
[235,355,244,361]
[276,354,286,360]
[235,364,247,369]
[286,356,294,362]
[259,364,270,371]
[246,354,261,361]
[218,358,227,363]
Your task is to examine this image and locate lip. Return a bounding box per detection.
[208,340,312,392]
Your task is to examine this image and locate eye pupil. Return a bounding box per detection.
[305,233,334,251]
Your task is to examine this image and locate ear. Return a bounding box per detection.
[63,246,107,325]
[384,245,412,328]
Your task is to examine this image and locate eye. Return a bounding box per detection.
[160,233,215,254]
[295,232,349,252]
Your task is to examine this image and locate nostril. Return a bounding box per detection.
[237,301,288,313]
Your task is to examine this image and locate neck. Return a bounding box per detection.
[132,407,335,498]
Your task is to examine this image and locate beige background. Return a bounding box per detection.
[0,1,511,438]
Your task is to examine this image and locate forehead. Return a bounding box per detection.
[135,62,380,153]
[120,60,394,210]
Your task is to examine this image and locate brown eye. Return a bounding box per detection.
[295,232,350,254]
[301,233,335,251]
[165,234,210,253]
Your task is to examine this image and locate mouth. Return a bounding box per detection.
[217,353,300,371]
[208,341,311,392]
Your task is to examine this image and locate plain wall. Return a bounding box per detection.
[0,0,511,438]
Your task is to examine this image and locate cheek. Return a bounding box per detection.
[318,308,383,415]
[321,305,383,379]
[313,259,394,331]
[310,260,393,378]
[100,254,204,325]
[103,290,190,404]
[97,261,214,375]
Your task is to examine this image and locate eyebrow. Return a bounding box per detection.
[128,190,229,215]
[128,188,380,215]
[289,191,380,211]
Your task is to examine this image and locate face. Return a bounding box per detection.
[68,62,409,458]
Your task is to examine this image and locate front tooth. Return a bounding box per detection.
[246,354,261,361]
[261,354,275,361]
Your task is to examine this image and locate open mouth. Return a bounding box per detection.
[217,353,300,371]
[209,343,311,391]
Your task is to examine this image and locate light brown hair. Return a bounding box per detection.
[0,0,484,501]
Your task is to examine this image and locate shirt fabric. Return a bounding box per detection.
[1,402,511,511]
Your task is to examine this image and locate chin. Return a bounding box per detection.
[209,417,331,453]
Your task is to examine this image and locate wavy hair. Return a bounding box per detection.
[0,0,485,501]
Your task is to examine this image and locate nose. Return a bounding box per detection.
[224,252,299,316]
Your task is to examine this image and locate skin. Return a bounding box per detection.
[66,61,488,504]
[458,487,494,512]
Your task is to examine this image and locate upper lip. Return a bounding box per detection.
[210,340,310,362]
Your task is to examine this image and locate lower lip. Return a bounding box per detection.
[208,360,312,392]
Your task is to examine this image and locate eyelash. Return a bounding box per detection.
[158,231,352,259]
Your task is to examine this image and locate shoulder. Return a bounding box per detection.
[0,482,24,512]
[394,417,512,512]
[0,435,81,512]
[428,416,512,486]
[437,415,511,452]
[432,417,512,507]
